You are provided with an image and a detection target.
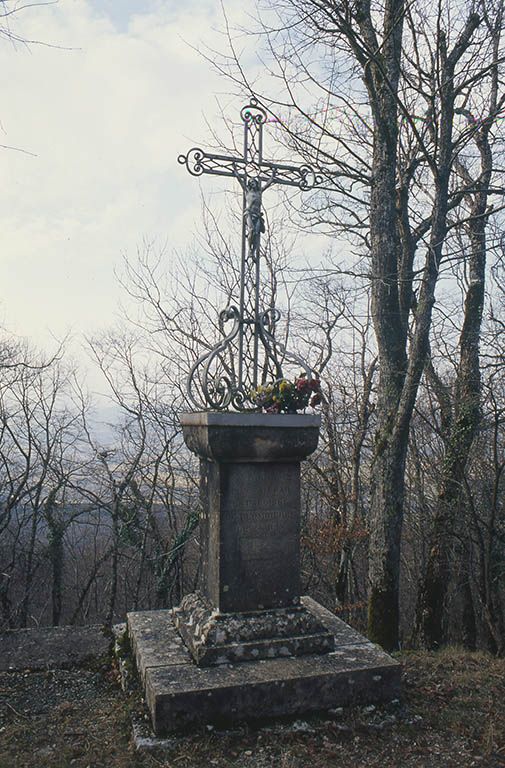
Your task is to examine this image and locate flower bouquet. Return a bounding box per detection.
[250,374,322,414]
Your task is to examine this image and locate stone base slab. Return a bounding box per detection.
[173,592,335,665]
[127,597,401,735]
[0,624,110,672]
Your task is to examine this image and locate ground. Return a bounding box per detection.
[0,634,504,768]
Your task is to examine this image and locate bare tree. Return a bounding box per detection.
[411,2,505,648]
[82,330,200,625]
[204,0,505,648]
[0,340,83,628]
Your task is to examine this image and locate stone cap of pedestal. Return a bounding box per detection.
[180,412,320,462]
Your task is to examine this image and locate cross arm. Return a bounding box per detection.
[178,148,247,182]
[178,147,324,191]
[258,159,324,190]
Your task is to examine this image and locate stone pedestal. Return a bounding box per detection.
[175,413,334,665]
[127,412,401,734]
[183,412,318,615]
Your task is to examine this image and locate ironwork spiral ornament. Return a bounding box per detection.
[261,307,281,328]
[298,165,324,190]
[240,97,267,126]
[178,148,205,176]
[186,306,241,411]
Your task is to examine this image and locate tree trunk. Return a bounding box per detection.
[19,508,39,628]
[0,572,14,629]
[105,510,119,627]
[49,522,65,627]
[360,0,407,651]
[416,96,490,648]
[368,433,408,648]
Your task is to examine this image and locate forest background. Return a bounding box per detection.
[1,0,504,656]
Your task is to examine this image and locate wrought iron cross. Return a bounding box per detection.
[178,97,323,411]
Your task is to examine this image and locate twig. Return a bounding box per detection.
[4,701,30,720]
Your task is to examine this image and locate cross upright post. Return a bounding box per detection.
[178,97,323,411]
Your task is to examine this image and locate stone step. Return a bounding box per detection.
[127,597,401,735]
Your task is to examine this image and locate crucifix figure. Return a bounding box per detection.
[244,178,266,256]
[178,97,323,411]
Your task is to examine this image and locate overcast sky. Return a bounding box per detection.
[1,0,263,357]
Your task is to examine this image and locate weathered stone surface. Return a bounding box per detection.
[300,596,377,646]
[200,459,302,612]
[128,600,401,735]
[181,412,320,463]
[0,625,110,672]
[150,416,403,735]
[182,416,322,614]
[147,655,399,735]
[127,611,191,684]
[173,592,335,665]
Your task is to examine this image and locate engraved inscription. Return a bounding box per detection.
[215,461,301,610]
[237,509,296,538]
[239,536,297,560]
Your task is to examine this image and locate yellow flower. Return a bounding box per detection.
[279,380,290,393]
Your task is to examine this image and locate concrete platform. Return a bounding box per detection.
[127,597,401,735]
[0,624,110,672]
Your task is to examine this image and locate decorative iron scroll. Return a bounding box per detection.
[178,97,323,411]
[177,149,324,190]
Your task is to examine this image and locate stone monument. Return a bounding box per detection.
[127,98,400,735]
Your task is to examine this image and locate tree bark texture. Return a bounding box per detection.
[416,69,491,647]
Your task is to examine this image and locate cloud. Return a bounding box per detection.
[0,0,251,350]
